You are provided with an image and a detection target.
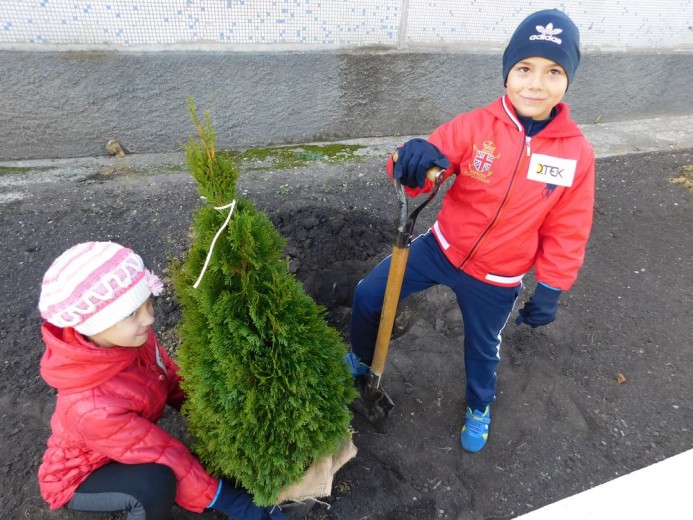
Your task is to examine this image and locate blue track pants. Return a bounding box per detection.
[349,231,520,411]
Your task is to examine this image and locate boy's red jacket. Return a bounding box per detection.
[38,323,218,512]
[390,95,595,290]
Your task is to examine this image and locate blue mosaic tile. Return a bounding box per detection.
[0,1,689,48]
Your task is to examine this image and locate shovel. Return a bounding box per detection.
[352,152,446,432]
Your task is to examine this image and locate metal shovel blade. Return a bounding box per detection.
[350,373,395,433]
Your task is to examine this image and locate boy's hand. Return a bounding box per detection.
[208,480,286,520]
[515,283,562,328]
[393,139,450,188]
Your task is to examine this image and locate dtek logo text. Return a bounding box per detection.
[535,162,564,178]
[530,23,563,44]
[527,154,576,187]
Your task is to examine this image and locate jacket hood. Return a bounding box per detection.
[487,95,584,139]
[40,322,138,394]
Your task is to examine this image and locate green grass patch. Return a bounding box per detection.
[160,162,188,172]
[97,162,188,177]
[221,143,364,171]
[670,164,693,191]
[136,162,188,175]
[0,166,47,176]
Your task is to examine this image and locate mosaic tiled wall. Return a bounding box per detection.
[0,1,691,49]
[405,0,693,48]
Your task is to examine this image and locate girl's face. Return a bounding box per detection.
[505,56,568,120]
[88,298,155,348]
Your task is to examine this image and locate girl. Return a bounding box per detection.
[38,241,285,520]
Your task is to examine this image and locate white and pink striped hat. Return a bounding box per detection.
[39,242,163,335]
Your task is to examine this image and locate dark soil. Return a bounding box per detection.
[1,148,691,520]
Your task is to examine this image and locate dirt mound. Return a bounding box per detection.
[271,206,395,335]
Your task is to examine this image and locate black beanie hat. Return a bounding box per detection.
[502,9,581,86]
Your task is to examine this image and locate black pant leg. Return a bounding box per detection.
[66,462,177,520]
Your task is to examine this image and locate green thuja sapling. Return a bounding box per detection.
[171,97,356,506]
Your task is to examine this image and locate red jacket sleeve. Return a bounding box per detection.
[77,405,218,512]
[535,144,595,290]
[427,113,469,177]
[386,116,465,199]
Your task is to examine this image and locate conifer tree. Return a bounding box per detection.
[171,97,356,506]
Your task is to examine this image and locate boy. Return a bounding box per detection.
[346,9,594,453]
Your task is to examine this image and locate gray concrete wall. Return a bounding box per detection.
[1,49,692,160]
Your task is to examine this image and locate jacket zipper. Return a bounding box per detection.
[459,135,531,269]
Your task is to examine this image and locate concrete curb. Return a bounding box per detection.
[1,114,692,207]
[2,114,693,169]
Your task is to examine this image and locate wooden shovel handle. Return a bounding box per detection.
[370,245,409,376]
[392,148,442,182]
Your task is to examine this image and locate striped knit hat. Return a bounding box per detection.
[39,242,163,335]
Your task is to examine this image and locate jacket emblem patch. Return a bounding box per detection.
[465,141,500,183]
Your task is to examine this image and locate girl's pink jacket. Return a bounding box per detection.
[38,323,218,512]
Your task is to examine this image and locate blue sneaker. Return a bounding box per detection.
[460,406,491,452]
[344,351,370,377]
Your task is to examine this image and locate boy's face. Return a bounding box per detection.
[505,56,568,120]
[88,298,155,348]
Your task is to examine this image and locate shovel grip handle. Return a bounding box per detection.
[392,149,442,181]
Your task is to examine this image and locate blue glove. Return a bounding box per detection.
[515,283,561,328]
[208,480,286,520]
[393,138,450,188]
